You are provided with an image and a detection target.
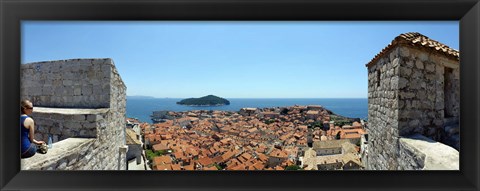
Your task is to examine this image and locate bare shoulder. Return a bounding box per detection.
[24,117,34,128]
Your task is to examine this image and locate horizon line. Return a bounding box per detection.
[127,96,368,99]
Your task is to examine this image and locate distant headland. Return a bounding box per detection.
[176,95,230,106]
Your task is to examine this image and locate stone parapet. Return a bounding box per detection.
[21,138,96,170]
[30,107,109,143]
[398,134,459,170]
[21,58,127,170]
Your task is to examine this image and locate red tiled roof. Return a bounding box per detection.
[154,164,172,170]
[221,151,235,162]
[198,157,214,166]
[153,156,172,166]
[231,164,246,170]
[269,149,288,158]
[152,143,169,152]
[253,161,265,170]
[203,166,218,170]
[366,32,459,67]
[184,163,195,170]
[171,164,182,170]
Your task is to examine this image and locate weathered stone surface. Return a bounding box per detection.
[398,77,408,89]
[20,58,117,108]
[399,134,459,170]
[367,44,460,170]
[21,138,95,170]
[21,58,127,171]
[415,60,424,69]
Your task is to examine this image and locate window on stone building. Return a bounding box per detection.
[444,67,454,118]
[376,70,381,87]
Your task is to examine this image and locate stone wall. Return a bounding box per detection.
[396,46,460,141]
[21,58,127,170]
[107,62,127,155]
[366,45,460,170]
[30,107,108,143]
[367,47,401,170]
[21,59,115,108]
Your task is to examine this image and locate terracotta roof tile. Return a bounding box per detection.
[153,156,172,166]
[203,166,218,170]
[198,157,214,166]
[183,163,195,170]
[171,164,182,170]
[155,164,172,170]
[366,32,459,67]
[152,143,170,152]
[269,149,288,158]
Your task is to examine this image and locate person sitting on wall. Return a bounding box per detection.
[20,100,45,158]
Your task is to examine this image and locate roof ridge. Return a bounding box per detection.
[397,32,459,52]
[366,32,459,67]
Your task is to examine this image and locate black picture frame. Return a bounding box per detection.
[1,0,479,190]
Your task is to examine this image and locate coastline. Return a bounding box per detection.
[127,98,368,123]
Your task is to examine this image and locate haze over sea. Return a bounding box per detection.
[126,97,368,123]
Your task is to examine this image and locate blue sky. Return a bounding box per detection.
[22,21,459,98]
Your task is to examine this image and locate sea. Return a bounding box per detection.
[126,98,368,123]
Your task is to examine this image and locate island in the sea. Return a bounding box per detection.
[176,95,230,106]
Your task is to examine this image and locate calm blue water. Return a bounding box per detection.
[126,98,368,123]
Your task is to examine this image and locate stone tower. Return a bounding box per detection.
[21,58,128,170]
[366,32,460,170]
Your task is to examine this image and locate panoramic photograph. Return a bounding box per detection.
[20,21,459,170]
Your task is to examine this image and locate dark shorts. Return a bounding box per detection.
[21,143,37,159]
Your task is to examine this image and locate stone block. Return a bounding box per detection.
[418,52,429,61]
[67,120,84,129]
[398,77,408,89]
[408,119,420,127]
[79,130,88,137]
[34,133,44,141]
[82,86,93,96]
[435,102,444,110]
[73,114,86,121]
[53,135,59,143]
[50,126,63,135]
[56,159,68,169]
[63,80,73,86]
[392,58,400,68]
[399,47,410,57]
[425,74,436,81]
[433,119,443,127]
[404,59,414,68]
[400,67,412,77]
[425,63,435,72]
[74,87,82,96]
[92,85,102,94]
[86,115,96,122]
[42,87,54,95]
[415,60,424,69]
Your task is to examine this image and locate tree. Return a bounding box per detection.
[214,163,223,170]
[285,165,301,170]
[145,149,168,161]
[336,131,341,140]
